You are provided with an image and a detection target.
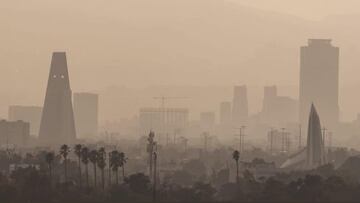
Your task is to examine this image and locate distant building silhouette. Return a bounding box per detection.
[139,107,188,136]
[73,93,98,139]
[232,85,248,125]
[259,86,298,126]
[8,106,42,136]
[0,120,30,147]
[299,39,339,129]
[39,52,76,145]
[219,102,231,126]
[200,112,216,131]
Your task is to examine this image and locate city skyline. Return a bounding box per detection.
[2,2,360,202]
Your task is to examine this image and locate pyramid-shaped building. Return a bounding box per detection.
[39,52,76,145]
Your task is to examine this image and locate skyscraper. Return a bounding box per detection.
[73,92,99,139]
[219,102,231,126]
[299,39,339,129]
[232,85,248,125]
[39,52,76,145]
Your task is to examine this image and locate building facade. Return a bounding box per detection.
[73,93,99,139]
[219,102,231,126]
[300,39,339,130]
[8,106,42,136]
[0,120,30,147]
[232,85,248,126]
[139,108,189,135]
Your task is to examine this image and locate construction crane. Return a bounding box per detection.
[153,96,188,109]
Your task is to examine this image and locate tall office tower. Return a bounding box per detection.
[39,52,76,145]
[219,102,231,126]
[73,93,99,139]
[262,86,277,111]
[232,85,248,125]
[299,39,339,129]
[8,106,42,136]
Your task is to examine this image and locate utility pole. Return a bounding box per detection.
[166,133,169,146]
[281,128,286,153]
[327,131,333,150]
[322,127,327,148]
[298,124,302,150]
[202,132,211,152]
[235,126,246,153]
[286,133,291,153]
[268,128,274,154]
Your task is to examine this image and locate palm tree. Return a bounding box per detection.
[119,152,128,181]
[108,152,112,186]
[232,150,240,183]
[81,147,90,188]
[110,150,120,185]
[60,144,71,182]
[97,147,106,190]
[89,149,98,188]
[74,144,83,187]
[45,152,55,184]
[147,131,155,179]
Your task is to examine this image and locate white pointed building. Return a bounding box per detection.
[281,104,325,169]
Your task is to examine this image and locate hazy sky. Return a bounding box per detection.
[2,0,360,121]
[232,0,360,20]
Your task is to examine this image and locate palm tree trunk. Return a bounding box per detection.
[86,163,89,188]
[236,161,239,183]
[108,168,111,186]
[101,169,105,190]
[49,163,52,185]
[116,169,119,185]
[65,158,68,183]
[108,159,111,187]
[149,152,153,180]
[78,157,82,188]
[93,163,97,188]
[122,166,125,181]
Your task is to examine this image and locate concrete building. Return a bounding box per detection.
[232,85,248,126]
[0,120,30,147]
[300,39,339,130]
[39,52,77,145]
[219,102,231,126]
[259,86,298,126]
[267,129,292,154]
[73,93,98,139]
[8,106,42,136]
[139,108,189,135]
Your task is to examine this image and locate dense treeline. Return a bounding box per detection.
[0,142,360,202]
